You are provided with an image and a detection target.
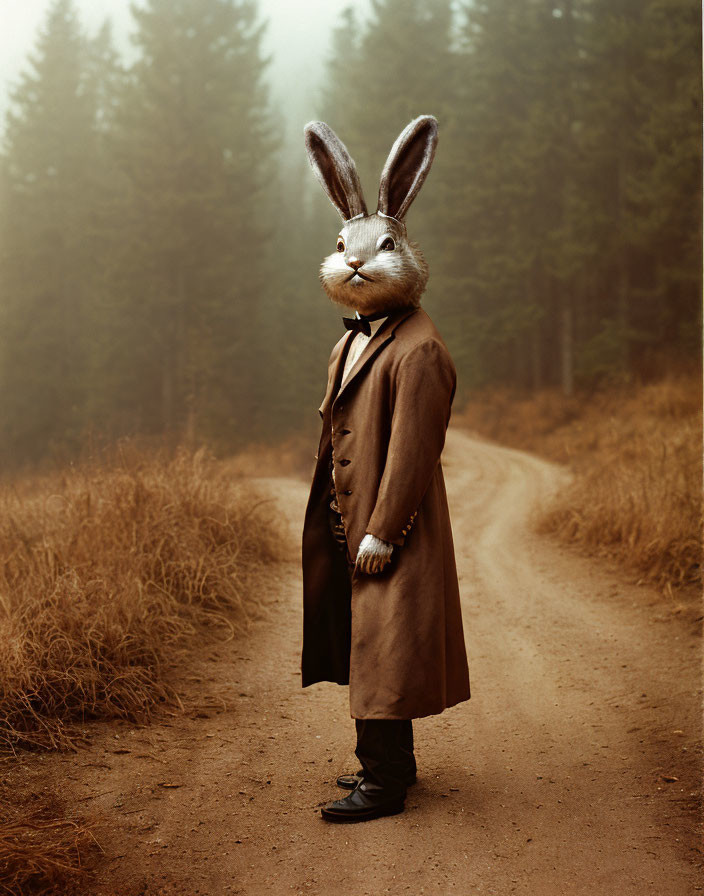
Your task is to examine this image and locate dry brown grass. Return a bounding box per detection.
[0,442,287,893]
[0,784,98,896]
[457,373,702,591]
[0,443,284,754]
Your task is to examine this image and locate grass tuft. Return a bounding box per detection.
[0,444,283,753]
[0,785,98,896]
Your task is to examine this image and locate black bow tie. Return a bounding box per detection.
[342,310,388,337]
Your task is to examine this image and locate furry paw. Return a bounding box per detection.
[355,533,394,575]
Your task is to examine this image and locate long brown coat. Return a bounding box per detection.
[301,306,471,719]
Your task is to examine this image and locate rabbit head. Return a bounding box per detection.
[303,115,438,315]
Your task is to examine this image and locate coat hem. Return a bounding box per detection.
[348,691,471,721]
[302,677,350,688]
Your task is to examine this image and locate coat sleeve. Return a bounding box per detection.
[365,338,456,547]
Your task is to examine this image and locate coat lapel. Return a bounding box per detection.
[318,331,355,418]
[318,306,419,418]
[334,306,419,403]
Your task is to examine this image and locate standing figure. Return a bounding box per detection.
[301,115,471,823]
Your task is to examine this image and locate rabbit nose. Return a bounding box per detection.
[347,257,363,270]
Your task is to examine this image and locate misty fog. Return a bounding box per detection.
[0,0,699,469]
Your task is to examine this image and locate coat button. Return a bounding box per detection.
[339,458,351,466]
[340,429,351,435]
[342,489,352,495]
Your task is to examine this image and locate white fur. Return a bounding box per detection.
[356,533,394,574]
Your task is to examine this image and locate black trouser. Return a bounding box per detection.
[355,718,416,797]
[327,466,417,796]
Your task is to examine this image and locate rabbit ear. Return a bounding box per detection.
[304,121,368,221]
[377,115,438,221]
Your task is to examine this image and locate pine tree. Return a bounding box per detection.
[521,0,586,396]
[627,0,702,368]
[79,21,131,436]
[450,0,549,390]
[0,0,99,465]
[448,0,701,391]
[110,0,277,446]
[574,0,650,380]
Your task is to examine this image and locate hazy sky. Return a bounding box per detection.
[0,0,370,135]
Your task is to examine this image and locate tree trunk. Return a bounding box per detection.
[616,247,630,372]
[560,292,574,397]
[161,356,174,437]
[530,267,543,391]
[531,323,543,391]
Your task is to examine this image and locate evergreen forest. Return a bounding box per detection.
[0,0,700,468]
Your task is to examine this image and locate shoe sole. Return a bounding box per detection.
[321,801,405,823]
[336,777,417,791]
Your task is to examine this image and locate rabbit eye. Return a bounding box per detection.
[380,237,395,251]
[336,238,345,252]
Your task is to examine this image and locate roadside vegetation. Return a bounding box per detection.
[457,372,701,593]
[0,785,96,896]
[0,443,284,893]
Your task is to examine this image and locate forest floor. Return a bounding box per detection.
[12,428,701,895]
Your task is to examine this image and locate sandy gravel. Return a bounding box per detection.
[32,428,701,895]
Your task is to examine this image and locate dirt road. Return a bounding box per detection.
[42,429,701,894]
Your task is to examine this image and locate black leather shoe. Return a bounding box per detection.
[321,781,405,823]
[336,768,417,790]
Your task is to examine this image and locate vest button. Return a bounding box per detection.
[339,458,351,466]
[340,428,351,435]
[342,489,352,495]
